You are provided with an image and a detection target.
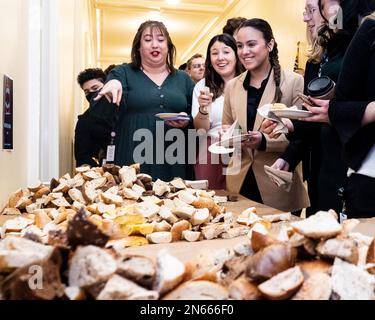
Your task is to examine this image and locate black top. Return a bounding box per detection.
[239,70,271,203]
[106,63,195,181]
[243,70,269,131]
[280,30,354,213]
[282,61,322,173]
[243,70,270,151]
[74,94,117,167]
[329,18,375,170]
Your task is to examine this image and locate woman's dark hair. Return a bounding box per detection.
[237,19,282,103]
[317,0,375,48]
[130,20,176,73]
[223,17,247,36]
[204,34,243,101]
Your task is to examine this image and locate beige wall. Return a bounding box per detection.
[0,0,29,207]
[0,0,93,207]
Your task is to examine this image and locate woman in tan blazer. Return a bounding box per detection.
[222,18,310,212]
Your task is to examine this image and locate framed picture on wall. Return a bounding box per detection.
[3,75,13,150]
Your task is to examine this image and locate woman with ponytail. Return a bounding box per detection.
[222,18,309,212]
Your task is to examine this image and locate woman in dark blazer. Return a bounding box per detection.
[323,15,375,218]
[264,0,375,215]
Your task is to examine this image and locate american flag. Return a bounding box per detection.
[293,41,301,72]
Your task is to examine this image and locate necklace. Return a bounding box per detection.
[141,65,169,75]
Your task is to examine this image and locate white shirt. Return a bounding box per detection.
[355,145,375,178]
[192,79,224,139]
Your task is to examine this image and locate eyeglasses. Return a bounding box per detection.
[192,63,205,69]
[303,7,317,18]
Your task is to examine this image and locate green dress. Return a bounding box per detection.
[106,63,195,182]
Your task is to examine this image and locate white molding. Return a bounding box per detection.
[26,0,42,185]
[40,0,59,181]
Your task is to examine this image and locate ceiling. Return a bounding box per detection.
[90,0,246,68]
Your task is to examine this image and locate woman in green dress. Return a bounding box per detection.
[96,21,195,181]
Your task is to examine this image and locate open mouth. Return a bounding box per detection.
[151,51,160,57]
[217,63,228,68]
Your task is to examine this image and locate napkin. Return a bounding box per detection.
[264,165,293,192]
[266,112,289,135]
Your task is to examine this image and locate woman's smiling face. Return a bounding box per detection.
[235,26,273,72]
[304,0,323,38]
[210,40,237,80]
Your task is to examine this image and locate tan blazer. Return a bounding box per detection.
[222,69,310,212]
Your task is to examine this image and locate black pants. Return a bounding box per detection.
[346,173,375,219]
[240,168,263,204]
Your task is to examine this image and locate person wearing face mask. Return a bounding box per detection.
[222,19,309,212]
[95,20,195,181]
[192,34,243,189]
[77,68,106,102]
[74,68,118,167]
[187,54,206,83]
[262,0,375,215]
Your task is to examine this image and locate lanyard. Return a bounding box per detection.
[318,54,329,77]
[105,107,120,164]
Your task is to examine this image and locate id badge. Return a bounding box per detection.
[339,211,347,224]
[106,145,116,162]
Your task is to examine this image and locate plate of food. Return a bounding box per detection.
[257,104,283,122]
[155,112,190,121]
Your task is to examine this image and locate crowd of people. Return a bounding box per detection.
[74,0,375,219]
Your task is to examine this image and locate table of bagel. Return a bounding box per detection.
[0,164,374,300]
[122,191,285,262]
[0,189,287,262]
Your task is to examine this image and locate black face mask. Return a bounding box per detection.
[85,91,99,103]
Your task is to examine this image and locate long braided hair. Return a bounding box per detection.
[237,19,282,103]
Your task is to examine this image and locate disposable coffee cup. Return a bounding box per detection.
[307,76,335,100]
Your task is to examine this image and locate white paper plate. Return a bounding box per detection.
[208,134,250,154]
[271,109,313,120]
[155,113,190,121]
[219,134,250,146]
[258,104,313,120]
[257,104,282,122]
[208,144,235,155]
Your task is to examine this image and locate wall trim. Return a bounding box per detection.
[26,0,42,185]
[40,0,60,181]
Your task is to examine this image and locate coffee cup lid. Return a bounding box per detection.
[307,76,335,97]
